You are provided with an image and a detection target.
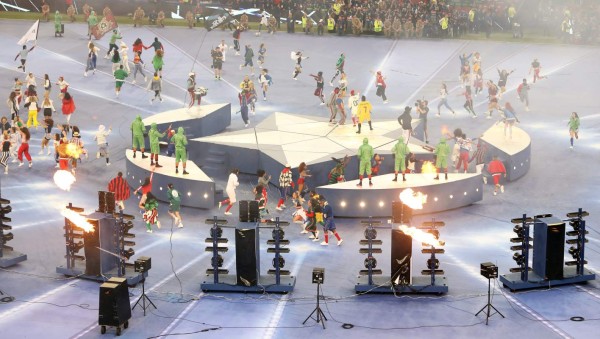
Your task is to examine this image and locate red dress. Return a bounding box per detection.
[62,97,76,115]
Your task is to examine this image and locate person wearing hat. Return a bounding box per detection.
[54,10,63,37]
[343,90,357,127]
[276,164,294,210]
[398,106,413,142]
[392,136,410,182]
[130,115,148,159]
[434,137,450,180]
[69,130,86,173]
[87,10,98,38]
[148,122,170,167]
[171,127,189,174]
[187,72,196,107]
[319,195,343,246]
[357,137,374,187]
[105,29,122,59]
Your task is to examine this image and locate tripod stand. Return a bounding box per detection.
[132,277,156,316]
[302,282,327,329]
[476,277,505,325]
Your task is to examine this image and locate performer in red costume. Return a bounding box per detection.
[487,156,506,196]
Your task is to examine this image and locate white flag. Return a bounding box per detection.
[17,20,39,46]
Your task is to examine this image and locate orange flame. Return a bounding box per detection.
[57,143,83,159]
[399,188,427,210]
[421,161,437,174]
[440,125,449,136]
[398,225,444,247]
[61,208,95,233]
[53,170,76,191]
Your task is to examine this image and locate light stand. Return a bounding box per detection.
[303,268,327,329]
[476,263,504,325]
[132,257,156,316]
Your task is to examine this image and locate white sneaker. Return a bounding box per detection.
[47,150,52,155]
[55,163,59,168]
[312,237,320,242]
[500,185,505,193]
[18,162,24,167]
[38,150,44,155]
[300,230,308,234]
[276,206,283,211]
[11,159,17,163]
[178,222,184,228]
[4,168,7,174]
[224,211,232,215]
[337,239,344,246]
[493,191,497,196]
[244,124,249,128]
[96,152,100,159]
[132,80,136,85]
[83,72,88,77]
[384,100,389,104]
[320,241,328,246]
[106,162,111,166]
[156,221,161,229]
[263,97,266,101]
[218,202,222,209]
[281,204,287,208]
[570,146,573,150]
[146,229,153,233]
[308,234,315,239]
[483,176,487,184]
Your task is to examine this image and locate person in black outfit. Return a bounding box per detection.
[398,106,413,142]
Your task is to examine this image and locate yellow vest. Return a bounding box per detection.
[333,4,341,15]
[302,17,307,28]
[469,10,475,22]
[440,17,448,30]
[374,20,382,32]
[327,18,335,31]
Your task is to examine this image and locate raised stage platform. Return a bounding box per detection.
[191,112,429,187]
[124,150,215,209]
[316,173,483,218]
[481,124,531,182]
[142,103,231,140]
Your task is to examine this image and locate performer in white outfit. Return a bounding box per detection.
[218,168,240,215]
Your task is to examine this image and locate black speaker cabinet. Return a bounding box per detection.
[235,227,259,286]
[392,201,413,224]
[98,191,116,214]
[391,229,412,286]
[98,279,131,327]
[533,217,565,280]
[83,222,101,276]
[239,200,259,222]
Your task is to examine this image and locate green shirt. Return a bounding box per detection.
[114,69,128,81]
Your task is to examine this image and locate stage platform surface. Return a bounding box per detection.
[125,150,215,209]
[481,124,531,182]
[317,173,483,217]
[191,112,428,186]
[142,103,231,140]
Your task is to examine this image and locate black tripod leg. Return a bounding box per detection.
[488,304,505,318]
[302,308,318,325]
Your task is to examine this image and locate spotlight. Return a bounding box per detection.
[379,201,384,207]
[187,192,191,197]
[122,248,135,260]
[312,267,325,284]
[212,254,224,268]
[359,201,365,208]
[364,228,377,240]
[272,228,285,241]
[364,257,377,269]
[204,193,208,199]
[340,201,347,207]
[159,187,163,191]
[2,232,14,242]
[134,256,151,273]
[449,195,453,199]
[568,246,580,259]
[210,227,223,238]
[464,192,467,196]
[480,262,498,279]
[272,256,285,268]
[122,221,134,232]
[512,253,525,265]
[427,258,439,270]
[434,197,438,202]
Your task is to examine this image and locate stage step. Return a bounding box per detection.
[208,150,227,157]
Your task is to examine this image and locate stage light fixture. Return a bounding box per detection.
[272,256,285,269]
[568,246,580,259]
[434,197,438,202]
[187,192,191,197]
[513,225,525,237]
[340,201,346,207]
[210,226,223,239]
[359,201,366,208]
[449,195,453,199]
[204,193,208,199]
[569,219,581,232]
[364,256,377,269]
[134,256,151,273]
[427,258,439,270]
[312,267,325,284]
[480,262,498,279]
[212,254,224,268]
[159,187,163,191]
[272,228,285,241]
[122,248,135,260]
[68,241,84,253]
[378,201,384,207]
[512,253,525,265]
[464,192,467,195]
[364,228,377,240]
[2,232,14,242]
[122,221,134,232]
